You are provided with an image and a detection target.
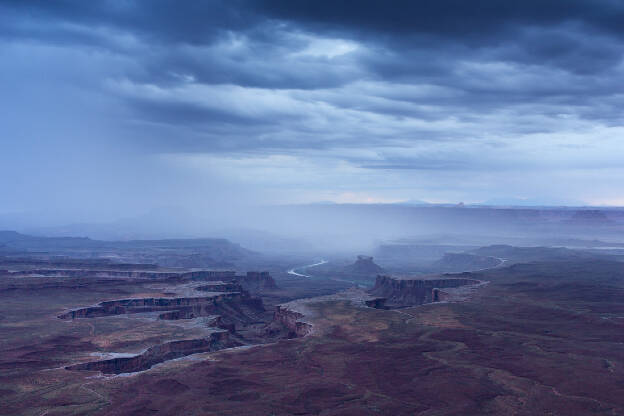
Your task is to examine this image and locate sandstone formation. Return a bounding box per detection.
[2,267,278,295]
[66,331,236,374]
[273,306,313,338]
[343,255,385,276]
[50,267,290,376]
[369,275,481,307]
[58,292,265,328]
[238,271,278,291]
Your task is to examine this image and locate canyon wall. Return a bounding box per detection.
[2,267,278,293]
[2,269,182,279]
[369,275,481,307]
[58,292,264,321]
[66,331,236,374]
[237,271,278,292]
[273,306,313,338]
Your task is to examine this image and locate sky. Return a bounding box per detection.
[2,0,624,225]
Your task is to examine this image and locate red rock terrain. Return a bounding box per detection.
[273,305,313,337]
[66,331,237,374]
[86,260,624,415]
[2,259,624,415]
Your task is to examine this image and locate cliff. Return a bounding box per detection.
[58,292,264,324]
[369,275,481,307]
[343,255,385,276]
[66,331,237,374]
[273,305,313,338]
[2,268,276,293]
[236,271,278,292]
[1,269,236,280]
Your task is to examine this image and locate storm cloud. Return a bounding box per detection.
[1,0,624,222]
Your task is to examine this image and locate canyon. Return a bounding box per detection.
[48,269,293,375]
[66,331,236,375]
[2,242,624,415]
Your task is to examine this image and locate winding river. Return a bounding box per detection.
[287,259,328,278]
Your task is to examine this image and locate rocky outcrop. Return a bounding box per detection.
[273,306,313,338]
[66,331,237,374]
[369,275,481,307]
[343,255,385,276]
[58,292,264,322]
[236,271,278,292]
[51,268,282,377]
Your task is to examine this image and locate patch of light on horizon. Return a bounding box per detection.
[586,197,624,207]
[322,192,405,204]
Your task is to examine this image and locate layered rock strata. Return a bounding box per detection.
[66,331,236,374]
[369,275,481,307]
[57,292,265,333]
[273,306,313,338]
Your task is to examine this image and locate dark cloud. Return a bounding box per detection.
[252,0,624,39]
[0,0,251,44]
[4,0,624,74]
[2,0,624,210]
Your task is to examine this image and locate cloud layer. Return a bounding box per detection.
[2,0,624,220]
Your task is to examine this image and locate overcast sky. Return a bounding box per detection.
[2,0,624,223]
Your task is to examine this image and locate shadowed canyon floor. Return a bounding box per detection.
[1,258,624,415]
